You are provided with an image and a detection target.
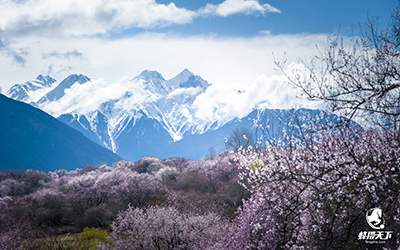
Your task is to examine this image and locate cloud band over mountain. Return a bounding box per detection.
[0,0,394,113]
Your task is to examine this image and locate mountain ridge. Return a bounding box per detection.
[7,75,57,103]
[36,74,90,105]
[6,69,335,162]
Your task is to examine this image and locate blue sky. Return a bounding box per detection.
[148,0,395,37]
[0,0,397,109]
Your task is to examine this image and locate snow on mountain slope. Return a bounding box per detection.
[6,69,219,160]
[141,69,211,140]
[6,75,57,103]
[5,69,326,161]
[36,74,90,105]
[169,68,210,89]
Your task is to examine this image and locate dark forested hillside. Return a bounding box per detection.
[0,94,121,171]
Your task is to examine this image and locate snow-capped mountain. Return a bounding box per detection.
[7,75,56,103]
[36,74,90,105]
[6,69,222,160]
[6,69,342,161]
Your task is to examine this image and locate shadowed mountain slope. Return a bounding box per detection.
[0,94,121,171]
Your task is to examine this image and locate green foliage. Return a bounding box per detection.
[29,234,87,250]
[79,227,110,249]
[23,228,109,250]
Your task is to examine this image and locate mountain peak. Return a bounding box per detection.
[6,75,57,102]
[136,70,173,95]
[35,75,57,88]
[62,74,90,84]
[37,74,90,105]
[169,69,210,89]
[36,74,46,81]
[138,70,165,80]
[179,68,193,77]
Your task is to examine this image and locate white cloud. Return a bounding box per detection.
[200,0,280,17]
[0,0,197,36]
[40,76,151,116]
[41,50,83,60]
[192,66,322,123]
[0,33,29,67]
[259,30,271,35]
[0,32,328,118]
[168,87,203,99]
[0,0,279,37]
[39,65,317,126]
[0,32,328,93]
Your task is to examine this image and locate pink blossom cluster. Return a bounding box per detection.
[226,123,400,249]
